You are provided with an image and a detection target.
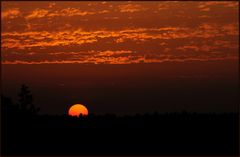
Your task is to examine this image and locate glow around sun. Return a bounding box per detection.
[68,104,89,117]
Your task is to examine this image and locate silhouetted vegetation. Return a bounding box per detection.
[18,84,39,115]
[1,85,239,156]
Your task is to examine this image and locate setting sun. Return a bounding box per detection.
[68,104,89,117]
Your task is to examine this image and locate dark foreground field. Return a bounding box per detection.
[1,97,239,156]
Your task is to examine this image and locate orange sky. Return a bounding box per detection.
[1,1,239,64]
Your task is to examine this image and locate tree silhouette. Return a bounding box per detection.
[1,94,16,117]
[18,84,39,115]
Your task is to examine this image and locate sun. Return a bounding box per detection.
[68,104,89,117]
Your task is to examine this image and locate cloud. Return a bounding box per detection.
[214,40,239,50]
[48,8,95,17]
[25,7,110,20]
[96,50,133,57]
[177,46,200,52]
[2,55,238,65]
[157,3,170,11]
[118,4,147,13]
[222,24,239,36]
[198,2,238,12]
[25,9,49,20]
[48,3,56,8]
[2,2,238,64]
[2,23,238,50]
[1,27,188,49]
[176,45,216,52]
[2,8,21,19]
[199,1,238,8]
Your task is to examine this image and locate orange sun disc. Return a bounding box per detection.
[68,104,89,117]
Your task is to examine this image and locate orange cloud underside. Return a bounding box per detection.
[1,1,239,64]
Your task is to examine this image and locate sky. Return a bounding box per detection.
[2,1,239,64]
[1,1,239,115]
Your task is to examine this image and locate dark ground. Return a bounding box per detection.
[1,95,239,156]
